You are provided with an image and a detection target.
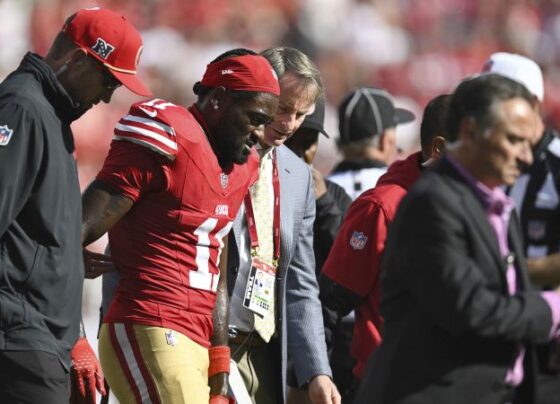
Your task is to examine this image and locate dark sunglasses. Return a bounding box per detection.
[88,55,122,90]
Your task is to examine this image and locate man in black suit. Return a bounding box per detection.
[355,74,560,404]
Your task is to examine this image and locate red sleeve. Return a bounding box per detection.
[113,100,179,160]
[96,140,168,202]
[321,198,389,297]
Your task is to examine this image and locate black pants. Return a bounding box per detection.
[0,350,69,404]
[330,318,357,403]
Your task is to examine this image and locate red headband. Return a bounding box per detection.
[200,55,280,96]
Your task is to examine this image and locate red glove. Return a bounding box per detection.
[209,395,235,404]
[70,337,106,404]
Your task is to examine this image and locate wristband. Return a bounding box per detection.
[208,345,230,377]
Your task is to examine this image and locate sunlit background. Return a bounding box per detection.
[2,0,560,400]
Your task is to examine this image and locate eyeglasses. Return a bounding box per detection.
[87,55,122,90]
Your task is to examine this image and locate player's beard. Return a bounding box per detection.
[214,132,250,169]
[231,135,252,165]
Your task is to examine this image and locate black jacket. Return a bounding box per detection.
[314,179,352,275]
[314,180,352,347]
[0,53,84,369]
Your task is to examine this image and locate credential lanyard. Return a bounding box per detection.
[244,150,281,264]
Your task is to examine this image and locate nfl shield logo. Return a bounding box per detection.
[91,37,115,59]
[220,173,228,189]
[349,231,368,250]
[0,124,13,146]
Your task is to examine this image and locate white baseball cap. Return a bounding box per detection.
[481,52,544,102]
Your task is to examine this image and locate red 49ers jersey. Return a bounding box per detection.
[99,99,259,347]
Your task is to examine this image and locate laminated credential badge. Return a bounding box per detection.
[242,258,276,318]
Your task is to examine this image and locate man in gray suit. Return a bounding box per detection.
[227,47,340,404]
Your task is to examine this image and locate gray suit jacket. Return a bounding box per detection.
[227,145,331,401]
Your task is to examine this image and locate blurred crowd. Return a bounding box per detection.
[5,0,560,180]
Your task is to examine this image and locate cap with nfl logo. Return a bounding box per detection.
[62,7,152,97]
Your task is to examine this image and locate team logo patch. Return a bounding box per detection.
[0,124,14,146]
[165,330,178,347]
[220,173,229,188]
[91,37,115,59]
[349,231,368,250]
[528,220,546,241]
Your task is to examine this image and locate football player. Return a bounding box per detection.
[81,48,279,404]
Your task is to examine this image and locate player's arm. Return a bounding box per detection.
[81,180,133,278]
[528,253,560,287]
[208,235,232,402]
[319,276,363,317]
[319,199,385,316]
[82,179,134,247]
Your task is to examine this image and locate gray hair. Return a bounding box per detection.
[261,47,324,102]
[446,74,534,142]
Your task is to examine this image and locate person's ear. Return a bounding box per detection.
[208,86,228,111]
[69,48,88,65]
[59,48,89,76]
[379,128,396,152]
[430,136,446,160]
[55,48,88,78]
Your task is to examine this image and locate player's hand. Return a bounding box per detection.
[307,375,341,404]
[83,248,115,279]
[70,337,106,403]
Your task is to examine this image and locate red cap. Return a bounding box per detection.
[62,7,152,97]
[200,55,280,96]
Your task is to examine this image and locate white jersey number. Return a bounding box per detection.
[189,218,232,292]
[138,98,177,118]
